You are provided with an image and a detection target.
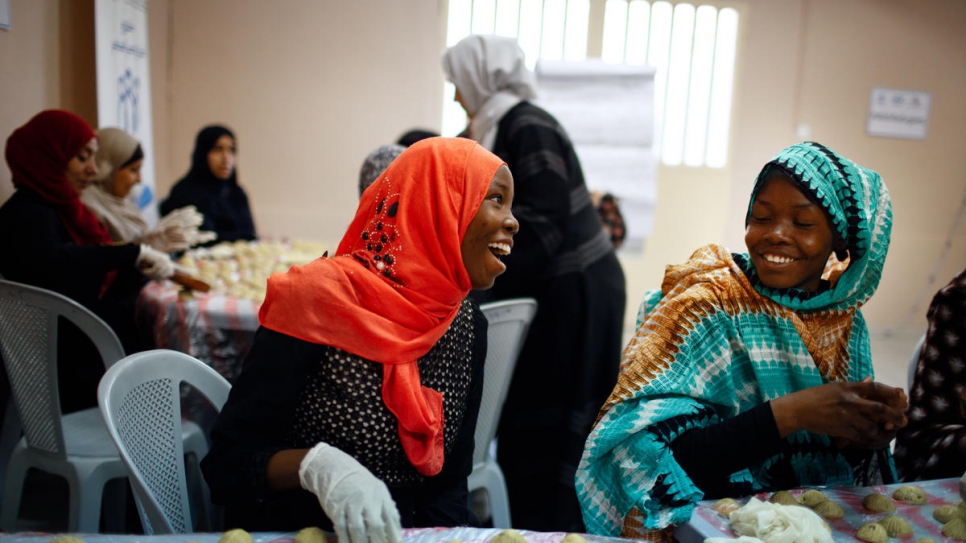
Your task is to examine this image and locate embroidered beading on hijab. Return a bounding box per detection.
[737,141,892,312]
[259,137,505,477]
[81,127,149,242]
[4,110,112,246]
[442,34,537,150]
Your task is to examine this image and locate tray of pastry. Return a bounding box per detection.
[676,477,963,543]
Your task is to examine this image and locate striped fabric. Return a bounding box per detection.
[575,142,893,538]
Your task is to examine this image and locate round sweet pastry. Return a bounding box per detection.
[863,492,896,513]
[880,515,913,537]
[935,504,966,523]
[812,500,845,520]
[711,497,741,517]
[770,490,798,506]
[856,522,888,543]
[294,527,327,543]
[892,485,928,505]
[944,518,966,541]
[491,529,528,543]
[799,489,829,507]
[219,529,254,543]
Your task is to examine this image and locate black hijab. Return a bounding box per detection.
[160,125,256,243]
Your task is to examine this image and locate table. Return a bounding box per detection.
[136,240,328,380]
[136,240,327,423]
[0,527,643,543]
[674,477,963,543]
[137,280,261,382]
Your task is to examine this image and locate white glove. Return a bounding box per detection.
[299,442,402,543]
[146,206,217,252]
[136,244,175,281]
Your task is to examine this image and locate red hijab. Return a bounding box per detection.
[259,137,504,476]
[5,110,112,245]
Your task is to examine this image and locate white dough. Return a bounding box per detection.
[728,497,833,543]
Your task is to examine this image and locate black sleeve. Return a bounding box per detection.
[412,299,488,527]
[0,191,139,309]
[669,401,785,497]
[201,326,326,506]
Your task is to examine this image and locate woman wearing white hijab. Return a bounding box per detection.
[442,34,627,532]
[83,127,214,251]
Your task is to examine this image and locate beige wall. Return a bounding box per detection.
[2,0,965,338]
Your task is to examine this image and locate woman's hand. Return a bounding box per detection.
[771,379,907,449]
[149,206,217,251]
[298,442,402,543]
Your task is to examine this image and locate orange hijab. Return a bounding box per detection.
[259,137,504,476]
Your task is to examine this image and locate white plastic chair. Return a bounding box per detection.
[98,349,231,534]
[470,298,537,528]
[0,279,130,532]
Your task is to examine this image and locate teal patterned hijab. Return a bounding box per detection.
[737,141,892,312]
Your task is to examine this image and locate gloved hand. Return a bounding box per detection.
[146,206,217,252]
[299,442,402,543]
[136,244,175,281]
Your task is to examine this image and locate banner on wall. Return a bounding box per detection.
[534,60,657,253]
[94,0,157,225]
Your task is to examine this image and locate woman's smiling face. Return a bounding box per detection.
[461,165,518,290]
[745,173,843,292]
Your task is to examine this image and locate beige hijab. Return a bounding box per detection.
[442,34,538,150]
[81,127,149,242]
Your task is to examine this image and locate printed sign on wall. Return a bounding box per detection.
[867,87,931,141]
[94,0,157,224]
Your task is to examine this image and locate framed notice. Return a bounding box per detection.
[867,87,931,140]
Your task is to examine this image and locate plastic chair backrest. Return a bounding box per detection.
[98,349,231,534]
[474,298,537,466]
[907,334,926,390]
[0,279,124,458]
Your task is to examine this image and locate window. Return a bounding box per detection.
[443,0,739,168]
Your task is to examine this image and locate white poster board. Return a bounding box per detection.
[94,0,157,225]
[534,60,657,251]
[0,0,10,30]
[867,87,931,140]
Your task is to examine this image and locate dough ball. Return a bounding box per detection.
[294,527,328,543]
[880,515,913,537]
[219,529,254,543]
[491,529,528,543]
[892,485,928,505]
[769,491,798,506]
[799,489,829,507]
[945,518,966,541]
[856,522,888,543]
[959,501,966,510]
[812,500,845,520]
[49,537,86,543]
[711,497,742,516]
[935,504,966,523]
[863,492,896,513]
[561,535,587,543]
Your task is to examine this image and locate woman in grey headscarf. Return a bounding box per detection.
[442,34,627,532]
[83,127,214,251]
[358,144,405,197]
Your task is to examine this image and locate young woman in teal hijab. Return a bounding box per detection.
[576,142,906,539]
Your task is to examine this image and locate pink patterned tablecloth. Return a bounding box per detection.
[137,280,261,382]
[675,477,962,543]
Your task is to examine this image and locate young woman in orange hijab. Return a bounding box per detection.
[202,137,518,543]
